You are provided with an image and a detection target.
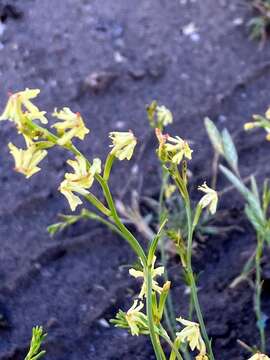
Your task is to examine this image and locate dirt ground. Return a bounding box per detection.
[1,0,270,359]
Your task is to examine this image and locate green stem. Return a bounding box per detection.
[172,166,214,359]
[82,211,125,239]
[84,193,111,216]
[96,175,147,266]
[160,326,183,360]
[255,233,266,353]
[185,199,215,360]
[159,169,177,337]
[146,264,166,360]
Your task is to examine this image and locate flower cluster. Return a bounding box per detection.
[0,88,47,128]
[60,156,101,211]
[147,101,173,129]
[109,131,137,160]
[129,256,164,299]
[155,128,192,165]
[52,107,89,145]
[176,318,208,360]
[0,89,92,179]
[0,89,49,177]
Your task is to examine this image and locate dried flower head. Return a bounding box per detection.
[60,156,101,211]
[109,131,137,160]
[198,182,218,214]
[8,143,47,178]
[52,107,89,145]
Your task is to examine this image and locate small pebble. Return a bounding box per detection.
[84,71,117,93]
[128,67,145,80]
[98,318,110,328]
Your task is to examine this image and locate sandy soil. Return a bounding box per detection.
[0,1,270,359]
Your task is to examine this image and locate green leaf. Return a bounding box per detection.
[220,165,265,227]
[148,218,167,264]
[204,117,224,155]
[47,210,92,236]
[250,175,260,204]
[24,326,47,360]
[245,205,263,234]
[221,128,239,174]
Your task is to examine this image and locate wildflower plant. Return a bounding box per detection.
[205,117,270,353]
[2,90,265,359]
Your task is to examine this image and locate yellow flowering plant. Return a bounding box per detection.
[153,121,218,360]
[1,90,269,360]
[0,89,190,360]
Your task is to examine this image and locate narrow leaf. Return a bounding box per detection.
[221,128,239,174]
[204,117,224,155]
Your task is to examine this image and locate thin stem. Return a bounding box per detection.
[254,233,266,353]
[185,199,215,360]
[159,325,183,360]
[84,193,111,216]
[83,211,124,239]
[159,169,177,337]
[146,264,166,360]
[97,175,147,266]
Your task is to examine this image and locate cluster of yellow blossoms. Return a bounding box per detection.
[0,89,138,211]
[1,91,265,359]
[155,128,193,165]
[155,127,217,215]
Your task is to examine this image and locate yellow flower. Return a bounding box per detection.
[176,317,206,355]
[0,89,47,126]
[59,156,101,211]
[244,122,257,131]
[156,105,173,127]
[125,299,145,336]
[109,131,137,160]
[155,129,192,165]
[248,353,270,360]
[52,107,90,145]
[198,182,218,214]
[129,256,164,298]
[196,355,209,360]
[164,184,176,199]
[265,108,270,120]
[8,143,47,178]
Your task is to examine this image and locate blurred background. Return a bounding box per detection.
[0,1,270,359]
